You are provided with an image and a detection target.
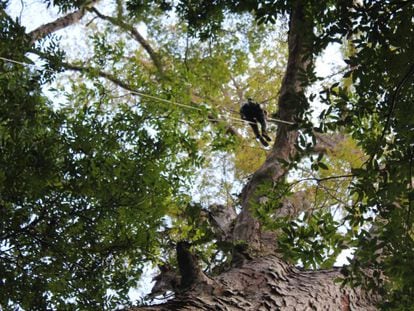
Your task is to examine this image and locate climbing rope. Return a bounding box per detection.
[0,56,295,126]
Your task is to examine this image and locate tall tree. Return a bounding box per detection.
[1,0,413,310]
[130,0,378,309]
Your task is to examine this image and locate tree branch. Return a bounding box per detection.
[28,1,98,44]
[89,7,164,77]
[46,60,239,142]
[176,241,210,289]
[207,204,237,242]
[61,61,136,92]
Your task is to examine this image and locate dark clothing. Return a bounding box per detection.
[240,100,271,146]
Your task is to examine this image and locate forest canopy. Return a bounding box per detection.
[0,0,413,310]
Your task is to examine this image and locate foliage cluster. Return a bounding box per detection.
[320,1,414,307]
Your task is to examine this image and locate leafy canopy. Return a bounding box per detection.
[1,0,414,310]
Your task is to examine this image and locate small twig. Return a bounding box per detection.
[291,174,356,188]
[85,16,99,27]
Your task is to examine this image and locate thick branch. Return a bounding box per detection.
[89,7,164,76]
[28,1,98,44]
[278,190,311,217]
[61,61,136,92]
[207,204,237,242]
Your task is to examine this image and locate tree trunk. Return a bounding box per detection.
[132,255,377,310]
[232,0,314,253]
[129,0,380,309]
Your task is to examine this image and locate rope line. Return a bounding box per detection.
[268,117,295,126]
[0,56,42,69]
[0,56,295,126]
[226,107,295,126]
[127,90,203,112]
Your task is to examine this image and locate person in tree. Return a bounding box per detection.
[240,97,272,147]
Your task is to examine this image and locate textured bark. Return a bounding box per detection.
[208,204,238,242]
[130,255,378,311]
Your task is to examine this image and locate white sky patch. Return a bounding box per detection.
[6,0,60,32]
[315,43,346,77]
[308,42,347,123]
[335,247,355,266]
[128,264,156,303]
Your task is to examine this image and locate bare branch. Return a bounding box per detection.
[208,204,237,241]
[289,174,356,188]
